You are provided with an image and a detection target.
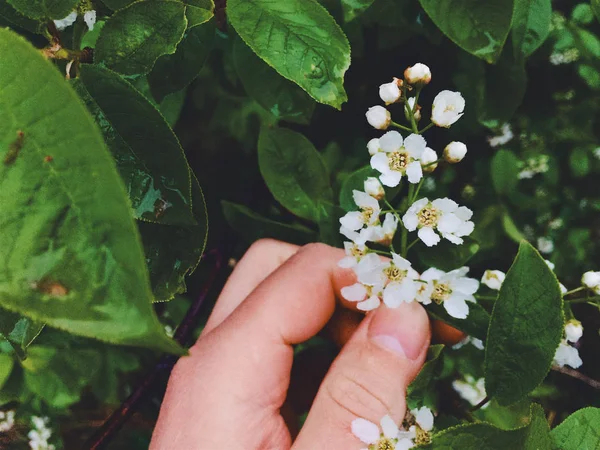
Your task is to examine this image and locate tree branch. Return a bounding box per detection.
[552,365,600,390]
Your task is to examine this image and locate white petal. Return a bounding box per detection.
[351,418,380,444]
[437,213,462,233]
[406,161,423,184]
[482,270,505,290]
[455,220,475,237]
[341,283,368,302]
[418,227,440,247]
[402,211,419,231]
[338,256,357,269]
[396,438,416,450]
[84,10,97,30]
[367,138,381,155]
[391,253,412,269]
[452,277,480,295]
[380,130,403,152]
[358,296,381,311]
[371,152,390,173]
[340,212,364,231]
[432,197,458,213]
[380,415,399,438]
[353,190,380,211]
[404,134,427,159]
[421,267,445,282]
[380,171,403,187]
[444,296,469,319]
[414,407,435,431]
[384,281,418,307]
[455,205,473,221]
[565,322,583,343]
[442,232,463,245]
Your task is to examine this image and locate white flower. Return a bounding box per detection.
[352,415,406,450]
[54,11,77,30]
[406,97,421,121]
[379,78,402,104]
[404,63,432,85]
[338,241,369,269]
[487,123,514,148]
[443,141,467,163]
[0,410,15,432]
[364,177,385,200]
[366,213,399,246]
[481,270,505,290]
[370,131,426,187]
[402,197,474,247]
[565,321,583,344]
[431,90,465,128]
[452,335,484,350]
[420,147,438,173]
[366,105,391,130]
[342,254,385,311]
[421,267,479,319]
[537,237,554,254]
[367,138,381,155]
[553,340,582,369]
[28,416,55,450]
[340,190,381,232]
[379,254,420,308]
[411,406,434,432]
[84,10,97,30]
[452,376,487,407]
[582,271,600,294]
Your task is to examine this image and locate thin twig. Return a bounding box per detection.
[552,365,600,389]
[470,395,490,412]
[85,248,227,450]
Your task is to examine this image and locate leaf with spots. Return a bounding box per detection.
[228,0,351,109]
[0,28,181,354]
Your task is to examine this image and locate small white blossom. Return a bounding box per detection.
[452,335,484,350]
[379,78,402,104]
[367,138,381,155]
[164,324,175,338]
[352,415,407,450]
[54,11,77,30]
[341,254,385,311]
[402,197,474,247]
[420,267,479,319]
[487,123,514,148]
[370,131,426,186]
[593,147,600,161]
[582,271,600,294]
[412,406,434,432]
[537,237,554,254]
[338,241,369,269]
[380,254,420,308]
[443,141,467,163]
[340,190,381,232]
[549,48,579,65]
[364,177,385,200]
[565,321,583,344]
[452,376,487,407]
[84,10,97,30]
[420,147,438,173]
[404,63,431,85]
[366,213,399,246]
[28,416,55,450]
[431,90,465,128]
[518,155,550,179]
[553,340,582,369]
[481,270,505,290]
[548,218,564,230]
[0,410,15,432]
[366,105,391,130]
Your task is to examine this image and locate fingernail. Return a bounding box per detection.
[368,303,428,360]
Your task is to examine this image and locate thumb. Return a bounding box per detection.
[293,302,430,449]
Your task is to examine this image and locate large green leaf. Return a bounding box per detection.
[551,408,600,450]
[139,173,208,302]
[0,28,181,354]
[102,0,136,9]
[491,149,520,195]
[95,0,187,76]
[485,242,563,406]
[183,0,214,27]
[73,64,194,226]
[417,237,480,272]
[6,0,77,19]
[258,127,333,221]
[341,0,376,22]
[407,344,444,409]
[233,37,315,125]
[512,0,552,58]
[149,19,216,103]
[0,0,42,32]
[0,309,44,358]
[422,404,551,449]
[222,200,316,245]
[228,0,351,109]
[427,302,490,342]
[418,0,514,63]
[593,0,600,23]
[0,354,14,390]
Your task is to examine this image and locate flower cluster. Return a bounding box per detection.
[554,321,583,369]
[339,63,479,320]
[54,3,96,31]
[28,416,55,450]
[352,407,435,450]
[0,410,15,432]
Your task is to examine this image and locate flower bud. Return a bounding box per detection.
[420,147,438,173]
[367,138,381,155]
[364,177,385,199]
[432,90,465,128]
[404,63,432,85]
[443,141,467,163]
[565,320,583,344]
[405,97,421,122]
[366,106,391,130]
[379,78,402,105]
[481,270,505,290]
[582,270,600,293]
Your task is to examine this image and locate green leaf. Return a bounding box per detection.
[233,37,315,125]
[485,241,563,406]
[148,19,215,103]
[139,173,208,302]
[407,344,444,408]
[593,0,600,23]
[512,0,552,58]
[182,0,214,27]
[222,200,316,245]
[102,0,136,9]
[417,237,480,272]
[491,150,520,195]
[339,166,377,212]
[578,64,600,90]
[258,127,333,221]
[0,28,181,354]
[317,200,344,247]
[572,3,595,25]
[502,212,527,243]
[569,148,590,178]
[0,353,14,390]
[418,0,514,63]
[340,0,376,22]
[422,404,551,449]
[95,0,188,76]
[228,0,351,109]
[73,64,194,226]
[6,0,77,19]
[551,407,600,450]
[427,302,490,342]
[0,0,42,32]
[0,310,44,358]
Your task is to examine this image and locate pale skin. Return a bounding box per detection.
[150,240,431,449]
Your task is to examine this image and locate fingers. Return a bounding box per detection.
[202,239,299,335]
[293,302,430,449]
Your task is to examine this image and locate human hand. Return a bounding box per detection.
[150,240,431,449]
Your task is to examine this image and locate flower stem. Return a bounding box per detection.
[470,396,490,412]
[411,178,424,203]
[419,122,435,134]
[563,286,585,296]
[372,249,392,256]
[405,100,419,134]
[391,121,413,133]
[406,238,420,252]
[566,295,600,304]
[475,295,498,301]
